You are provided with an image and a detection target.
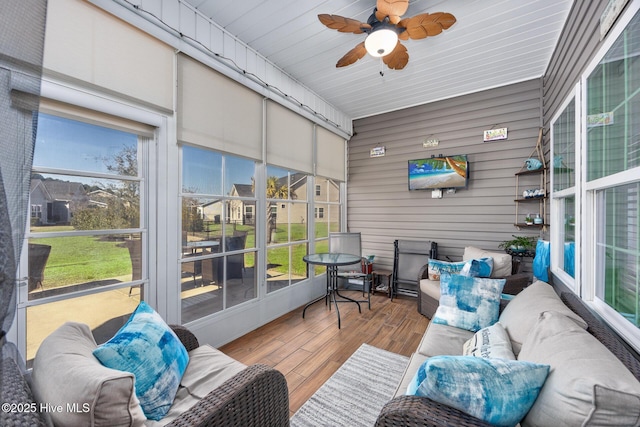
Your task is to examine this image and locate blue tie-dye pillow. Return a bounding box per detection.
[433,273,505,332]
[427,259,468,281]
[406,356,549,427]
[93,301,189,421]
[460,257,493,278]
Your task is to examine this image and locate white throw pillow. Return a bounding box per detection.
[463,322,516,360]
[463,246,511,278]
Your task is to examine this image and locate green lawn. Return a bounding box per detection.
[31,227,131,287]
[31,222,336,288]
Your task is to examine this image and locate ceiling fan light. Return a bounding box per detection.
[364,28,398,57]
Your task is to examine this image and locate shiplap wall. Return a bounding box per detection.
[347,79,544,271]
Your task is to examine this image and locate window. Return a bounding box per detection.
[313,176,342,275]
[315,185,321,196]
[583,6,640,346]
[180,146,257,322]
[24,110,151,366]
[266,166,309,293]
[31,205,42,219]
[551,94,578,284]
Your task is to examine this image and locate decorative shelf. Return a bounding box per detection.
[514,128,547,231]
[516,168,547,176]
[514,223,548,228]
[515,196,547,202]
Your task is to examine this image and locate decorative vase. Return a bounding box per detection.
[534,214,543,225]
[525,158,542,170]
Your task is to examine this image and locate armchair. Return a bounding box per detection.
[417,246,530,318]
[15,322,289,427]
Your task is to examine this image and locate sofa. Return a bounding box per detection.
[1,320,289,427]
[417,246,531,318]
[376,280,640,427]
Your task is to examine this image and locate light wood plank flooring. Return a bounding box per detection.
[219,291,430,417]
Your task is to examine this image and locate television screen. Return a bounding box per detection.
[408,155,468,190]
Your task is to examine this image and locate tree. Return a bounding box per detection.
[72,145,140,231]
[264,176,289,243]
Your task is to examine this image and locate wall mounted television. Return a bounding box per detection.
[408,155,469,190]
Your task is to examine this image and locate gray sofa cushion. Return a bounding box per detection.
[31,322,146,427]
[416,322,473,357]
[394,352,428,398]
[498,281,587,354]
[146,344,246,426]
[518,310,640,427]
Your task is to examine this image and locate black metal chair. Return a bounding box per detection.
[391,239,432,300]
[328,232,372,309]
[28,243,51,292]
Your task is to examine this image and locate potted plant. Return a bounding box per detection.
[499,235,537,254]
[524,215,534,225]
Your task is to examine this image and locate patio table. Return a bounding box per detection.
[302,252,364,329]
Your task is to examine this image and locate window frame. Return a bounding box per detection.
[550,83,581,290]
[17,80,163,363]
[577,2,640,351]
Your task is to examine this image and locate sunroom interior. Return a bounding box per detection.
[2,0,640,409]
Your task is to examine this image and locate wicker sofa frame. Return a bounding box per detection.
[375,284,640,427]
[0,325,290,427]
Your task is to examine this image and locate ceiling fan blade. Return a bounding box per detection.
[398,12,456,40]
[383,42,409,70]
[336,42,367,68]
[318,14,371,34]
[375,0,409,24]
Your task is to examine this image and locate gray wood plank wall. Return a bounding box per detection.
[347,79,544,272]
[543,0,611,130]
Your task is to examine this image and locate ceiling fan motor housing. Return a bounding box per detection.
[364,10,403,57]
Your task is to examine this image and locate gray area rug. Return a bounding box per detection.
[290,343,409,427]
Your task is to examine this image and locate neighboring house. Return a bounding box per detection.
[29,178,88,225]
[271,173,307,224]
[228,184,256,225]
[199,198,223,224]
[86,189,116,208]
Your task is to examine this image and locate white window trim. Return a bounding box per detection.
[12,78,167,357]
[550,82,581,292]
[578,0,640,352]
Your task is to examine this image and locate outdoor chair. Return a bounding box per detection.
[328,232,372,308]
[201,233,248,286]
[124,238,143,297]
[28,243,51,292]
[391,239,432,300]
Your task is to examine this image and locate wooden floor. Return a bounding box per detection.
[219,291,430,417]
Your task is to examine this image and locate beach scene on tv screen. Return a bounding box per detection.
[408,155,467,190]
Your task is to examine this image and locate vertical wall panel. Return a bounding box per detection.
[348,80,543,270]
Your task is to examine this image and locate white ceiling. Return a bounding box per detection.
[181,0,574,120]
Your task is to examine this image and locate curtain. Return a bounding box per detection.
[0,0,47,339]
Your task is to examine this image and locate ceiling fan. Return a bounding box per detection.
[318,0,456,70]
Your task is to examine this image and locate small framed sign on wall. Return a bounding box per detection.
[483,127,508,142]
[370,146,386,157]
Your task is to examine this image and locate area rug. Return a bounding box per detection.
[290,343,409,427]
